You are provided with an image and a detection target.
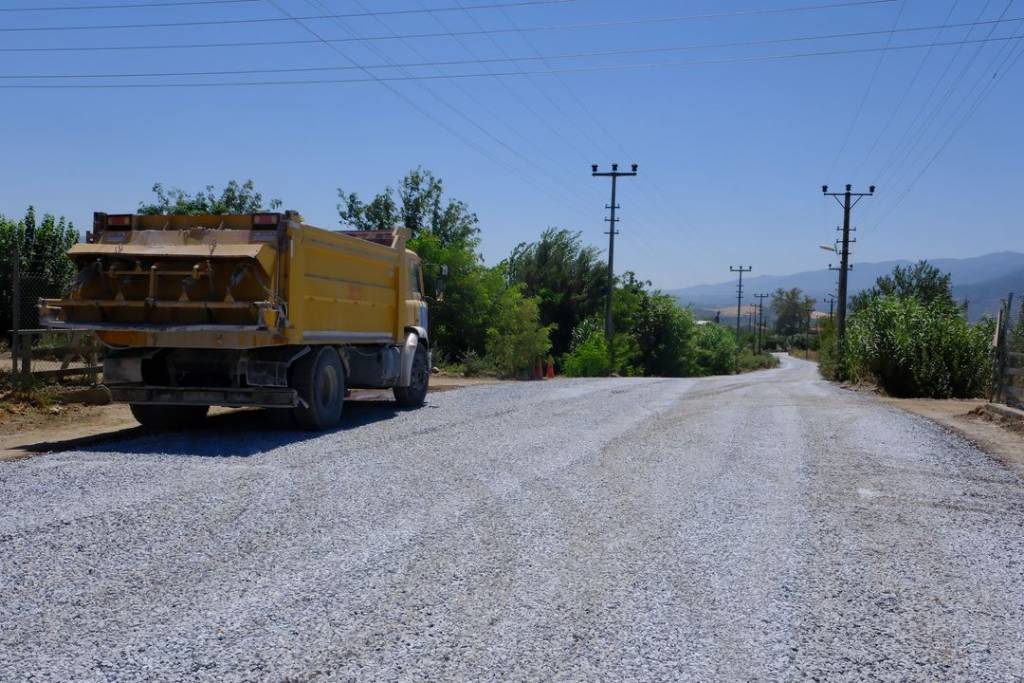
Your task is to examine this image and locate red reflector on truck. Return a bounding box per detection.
[107,215,132,227]
[253,214,280,226]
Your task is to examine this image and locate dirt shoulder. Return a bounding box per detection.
[0,374,505,462]
[880,396,1024,478]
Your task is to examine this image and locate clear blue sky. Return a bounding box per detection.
[0,0,1021,288]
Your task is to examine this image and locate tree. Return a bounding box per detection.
[337,189,398,232]
[1,207,79,334]
[611,272,695,377]
[851,260,957,313]
[562,323,611,377]
[337,168,486,361]
[692,323,737,376]
[771,288,816,336]
[505,228,606,357]
[337,167,479,247]
[138,179,280,215]
[484,285,554,378]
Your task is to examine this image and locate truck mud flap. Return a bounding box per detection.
[110,386,297,408]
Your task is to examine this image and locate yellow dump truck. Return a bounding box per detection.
[40,211,430,430]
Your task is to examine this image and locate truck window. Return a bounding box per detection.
[411,262,422,295]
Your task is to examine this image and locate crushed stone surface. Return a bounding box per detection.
[2,357,1023,681]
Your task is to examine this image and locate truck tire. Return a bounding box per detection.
[292,346,345,430]
[394,343,429,408]
[129,404,209,429]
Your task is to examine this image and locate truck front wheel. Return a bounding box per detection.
[130,404,209,429]
[394,343,429,408]
[292,346,346,430]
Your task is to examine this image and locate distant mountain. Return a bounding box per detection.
[954,268,1024,321]
[668,252,1024,321]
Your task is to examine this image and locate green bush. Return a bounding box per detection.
[692,323,737,376]
[563,327,611,377]
[484,285,553,379]
[787,333,812,351]
[845,296,994,398]
[459,350,495,378]
[737,349,780,372]
[817,318,843,380]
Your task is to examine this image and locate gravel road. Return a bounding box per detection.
[2,356,1023,681]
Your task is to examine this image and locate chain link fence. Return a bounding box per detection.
[3,244,101,385]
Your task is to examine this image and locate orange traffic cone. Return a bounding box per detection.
[545,354,555,379]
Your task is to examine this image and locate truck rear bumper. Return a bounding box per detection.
[110,385,297,408]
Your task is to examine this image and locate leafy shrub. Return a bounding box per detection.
[737,349,780,372]
[787,333,813,351]
[459,350,495,378]
[845,296,994,398]
[563,327,611,377]
[484,285,553,379]
[817,318,843,380]
[692,323,737,376]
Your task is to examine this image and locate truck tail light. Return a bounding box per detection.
[107,215,133,227]
[253,213,280,226]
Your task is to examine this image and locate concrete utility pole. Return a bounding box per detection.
[729,266,752,342]
[592,163,638,363]
[754,292,770,354]
[824,293,837,321]
[822,184,874,354]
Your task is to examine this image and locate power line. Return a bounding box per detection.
[824,0,905,180]
[0,0,579,32]
[0,0,903,51]
[276,0,596,225]
[850,0,960,180]
[869,22,1024,230]
[404,0,605,208]
[872,3,1015,194]
[312,0,597,219]
[865,1,1017,224]
[0,0,258,10]
[12,18,1024,81]
[869,0,998,194]
[4,34,1022,88]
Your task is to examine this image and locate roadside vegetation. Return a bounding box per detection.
[819,261,995,398]
[4,174,781,385]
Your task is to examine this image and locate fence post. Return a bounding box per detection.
[11,240,19,375]
[995,293,1013,404]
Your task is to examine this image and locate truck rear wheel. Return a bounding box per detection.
[394,343,429,408]
[130,404,209,429]
[292,346,345,430]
